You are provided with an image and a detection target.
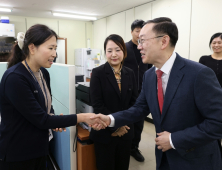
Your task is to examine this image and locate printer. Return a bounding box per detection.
[76,82,93,131]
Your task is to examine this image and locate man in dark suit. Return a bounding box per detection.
[124,19,152,162]
[91,17,222,170]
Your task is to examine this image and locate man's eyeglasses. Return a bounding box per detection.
[138,35,165,45]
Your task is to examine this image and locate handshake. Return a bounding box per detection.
[52,113,110,133]
[77,113,110,130]
[77,113,130,137]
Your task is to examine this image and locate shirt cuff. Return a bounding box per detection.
[108,115,115,127]
[169,133,175,149]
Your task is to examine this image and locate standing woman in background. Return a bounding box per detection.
[199,32,222,156]
[199,33,222,87]
[90,34,138,170]
[0,24,105,170]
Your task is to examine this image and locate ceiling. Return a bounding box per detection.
[0,0,155,21]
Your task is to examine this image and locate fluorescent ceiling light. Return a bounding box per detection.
[0,8,12,12]
[56,10,97,16]
[52,12,97,20]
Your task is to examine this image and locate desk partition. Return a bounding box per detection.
[0,62,7,80]
[47,63,76,170]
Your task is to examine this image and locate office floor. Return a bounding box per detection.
[129,121,156,170]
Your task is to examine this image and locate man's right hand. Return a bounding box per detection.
[90,114,111,130]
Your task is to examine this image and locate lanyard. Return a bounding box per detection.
[25,60,48,113]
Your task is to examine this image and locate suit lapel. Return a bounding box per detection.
[105,62,121,98]
[161,55,185,123]
[121,67,129,103]
[21,64,47,112]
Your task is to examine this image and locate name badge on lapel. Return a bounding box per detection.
[34,90,38,93]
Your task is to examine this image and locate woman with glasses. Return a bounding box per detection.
[90,34,138,170]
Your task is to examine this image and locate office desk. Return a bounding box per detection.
[77,125,97,170]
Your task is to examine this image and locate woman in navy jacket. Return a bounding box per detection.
[0,24,104,170]
[90,34,138,170]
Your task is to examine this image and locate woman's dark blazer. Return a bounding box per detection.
[0,62,77,162]
[90,62,138,144]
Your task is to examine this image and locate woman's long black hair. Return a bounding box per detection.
[7,24,58,69]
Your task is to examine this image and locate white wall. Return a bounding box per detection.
[0,14,93,65]
[3,0,222,63]
[26,17,59,34]
[59,20,86,65]
[190,0,222,62]
[125,8,135,42]
[86,22,94,49]
[135,3,152,22]
[152,0,192,58]
[93,18,107,57]
[7,16,27,35]
[107,12,126,40]
[93,0,221,62]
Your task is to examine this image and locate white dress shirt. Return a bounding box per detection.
[109,52,177,149]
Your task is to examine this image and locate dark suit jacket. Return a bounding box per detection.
[90,62,138,144]
[124,40,152,91]
[112,54,222,170]
[0,62,77,162]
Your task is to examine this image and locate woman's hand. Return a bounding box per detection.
[52,113,67,132]
[90,113,111,130]
[111,126,130,137]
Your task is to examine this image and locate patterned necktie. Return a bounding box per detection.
[156,70,164,114]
